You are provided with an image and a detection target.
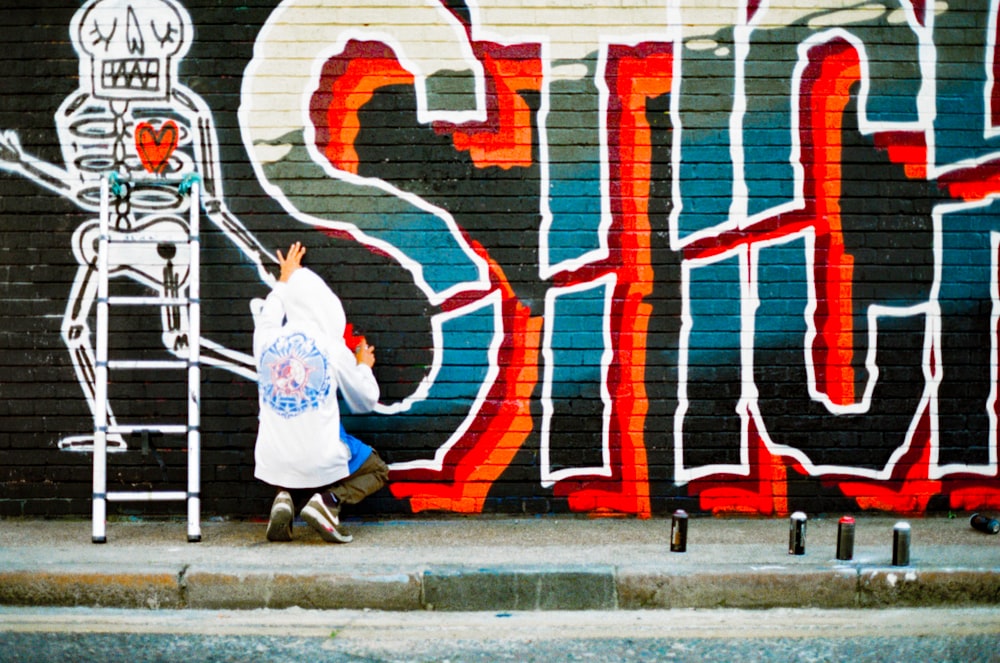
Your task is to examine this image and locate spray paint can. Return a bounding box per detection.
[970,513,1000,535]
[788,511,807,555]
[670,509,688,552]
[836,515,855,561]
[892,521,911,566]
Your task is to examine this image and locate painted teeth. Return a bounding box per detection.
[100,58,161,91]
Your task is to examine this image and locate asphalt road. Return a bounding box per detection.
[2,606,999,662]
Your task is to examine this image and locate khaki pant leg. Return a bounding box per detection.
[330,450,389,505]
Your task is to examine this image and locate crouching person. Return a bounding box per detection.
[251,242,388,543]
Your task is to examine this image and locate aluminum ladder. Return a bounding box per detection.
[92,174,202,543]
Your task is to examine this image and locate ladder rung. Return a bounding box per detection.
[107,359,189,370]
[107,491,188,502]
[107,296,191,306]
[108,424,188,435]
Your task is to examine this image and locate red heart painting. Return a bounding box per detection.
[135,120,179,174]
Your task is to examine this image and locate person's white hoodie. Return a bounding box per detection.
[251,267,379,488]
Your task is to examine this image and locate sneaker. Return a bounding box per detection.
[300,493,352,543]
[265,491,294,542]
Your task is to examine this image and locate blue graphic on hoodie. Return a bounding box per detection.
[259,332,331,417]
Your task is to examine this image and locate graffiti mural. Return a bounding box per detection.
[2,0,1000,517]
[0,0,274,452]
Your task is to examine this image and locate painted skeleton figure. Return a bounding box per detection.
[0,0,273,450]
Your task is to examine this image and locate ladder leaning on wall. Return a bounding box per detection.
[91,173,202,544]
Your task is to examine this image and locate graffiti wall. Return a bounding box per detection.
[1,0,998,519]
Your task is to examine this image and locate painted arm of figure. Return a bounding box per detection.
[199,338,258,382]
[0,129,81,200]
[176,88,278,286]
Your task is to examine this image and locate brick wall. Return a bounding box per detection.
[1,0,998,520]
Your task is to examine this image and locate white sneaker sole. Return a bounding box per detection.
[300,504,353,543]
[266,503,293,542]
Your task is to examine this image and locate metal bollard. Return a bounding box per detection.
[836,515,855,561]
[788,511,807,555]
[892,521,911,566]
[670,509,688,552]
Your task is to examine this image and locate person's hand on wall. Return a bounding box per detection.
[277,241,306,283]
[355,340,376,368]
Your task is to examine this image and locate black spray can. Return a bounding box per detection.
[970,513,1000,535]
[670,509,688,552]
[892,521,911,566]
[836,515,855,561]
[788,511,807,555]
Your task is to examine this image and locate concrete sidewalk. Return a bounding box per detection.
[0,515,997,611]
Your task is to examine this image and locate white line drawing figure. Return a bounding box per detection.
[0,0,274,451]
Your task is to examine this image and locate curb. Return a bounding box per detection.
[0,570,183,610]
[184,570,422,611]
[422,567,618,611]
[2,565,997,611]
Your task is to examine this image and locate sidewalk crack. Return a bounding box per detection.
[178,564,191,606]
